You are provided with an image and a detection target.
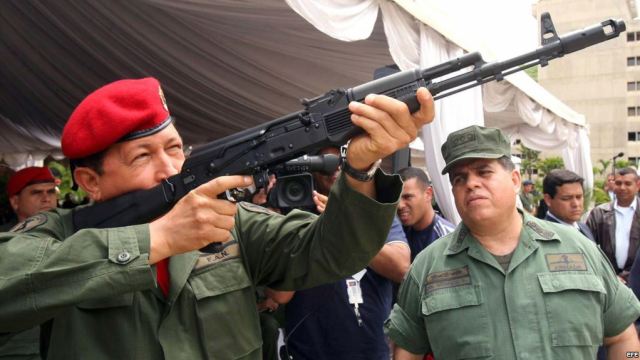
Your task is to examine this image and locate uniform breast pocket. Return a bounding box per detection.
[188,258,261,359]
[75,292,136,331]
[537,272,605,347]
[421,284,493,359]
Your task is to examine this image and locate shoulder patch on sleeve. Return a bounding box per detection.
[238,202,278,215]
[10,214,48,233]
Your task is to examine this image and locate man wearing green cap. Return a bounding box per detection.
[519,179,537,215]
[386,125,640,359]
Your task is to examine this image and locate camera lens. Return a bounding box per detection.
[272,173,315,210]
[284,180,306,202]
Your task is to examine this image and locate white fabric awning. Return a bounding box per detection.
[1,1,593,218]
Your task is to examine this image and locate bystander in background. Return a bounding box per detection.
[519,179,536,215]
[542,169,594,240]
[397,167,455,261]
[0,166,57,360]
[587,167,640,282]
[281,146,410,360]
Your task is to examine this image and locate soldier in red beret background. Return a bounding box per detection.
[0,167,57,360]
[6,166,57,225]
[0,77,434,359]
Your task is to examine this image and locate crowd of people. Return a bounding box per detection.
[0,77,639,360]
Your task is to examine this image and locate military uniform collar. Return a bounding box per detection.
[445,209,560,256]
[445,225,471,255]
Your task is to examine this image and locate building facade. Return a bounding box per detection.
[535,0,640,171]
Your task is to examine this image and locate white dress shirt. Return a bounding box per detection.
[614,196,638,269]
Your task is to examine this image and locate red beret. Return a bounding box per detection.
[7,167,56,197]
[61,77,172,159]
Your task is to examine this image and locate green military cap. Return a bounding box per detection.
[440,125,510,174]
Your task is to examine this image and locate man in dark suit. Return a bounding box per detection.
[543,170,606,359]
[542,169,594,241]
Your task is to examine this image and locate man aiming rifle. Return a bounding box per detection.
[0,13,627,360]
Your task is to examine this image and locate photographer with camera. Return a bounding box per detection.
[266,148,341,214]
[275,146,410,360]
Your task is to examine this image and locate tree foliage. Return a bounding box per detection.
[525,66,538,81]
[615,159,630,170]
[594,159,611,176]
[537,157,564,177]
[47,160,87,205]
[518,143,540,180]
[591,179,610,205]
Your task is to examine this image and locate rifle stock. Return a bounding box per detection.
[72,13,625,231]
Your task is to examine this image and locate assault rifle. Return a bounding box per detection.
[73,13,625,233]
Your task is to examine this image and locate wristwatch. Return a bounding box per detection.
[341,158,381,182]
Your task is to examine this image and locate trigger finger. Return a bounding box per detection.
[415,88,435,125]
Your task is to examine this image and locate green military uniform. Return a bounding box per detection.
[0,283,38,360]
[0,171,401,359]
[386,211,640,359]
[0,327,40,360]
[519,192,535,213]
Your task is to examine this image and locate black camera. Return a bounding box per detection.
[271,173,315,210]
[268,154,340,212]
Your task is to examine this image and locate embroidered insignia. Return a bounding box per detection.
[526,221,555,239]
[425,266,471,292]
[545,253,588,272]
[450,226,468,251]
[194,240,240,270]
[451,129,476,148]
[10,214,47,233]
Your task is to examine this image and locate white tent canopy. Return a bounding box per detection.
[0,1,593,223]
[287,0,593,223]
